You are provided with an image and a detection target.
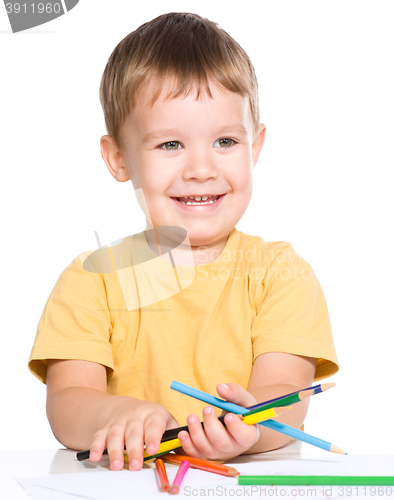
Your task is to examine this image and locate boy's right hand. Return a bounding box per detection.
[46,360,179,473]
[88,398,179,471]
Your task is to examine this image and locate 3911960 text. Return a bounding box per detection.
[5,3,62,14]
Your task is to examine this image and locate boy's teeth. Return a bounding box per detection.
[178,195,219,201]
[177,195,221,205]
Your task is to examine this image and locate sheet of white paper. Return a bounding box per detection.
[16,455,394,500]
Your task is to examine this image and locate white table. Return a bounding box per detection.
[0,440,303,498]
[2,441,393,499]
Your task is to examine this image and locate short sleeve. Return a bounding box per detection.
[250,243,338,381]
[28,253,114,384]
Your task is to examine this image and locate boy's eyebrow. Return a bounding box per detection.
[215,124,248,136]
[142,128,181,144]
[142,124,248,143]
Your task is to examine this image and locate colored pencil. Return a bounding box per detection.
[243,389,314,416]
[171,381,243,413]
[241,406,290,424]
[155,459,170,492]
[170,381,346,455]
[76,449,99,461]
[238,475,394,486]
[122,438,183,464]
[169,461,190,494]
[259,419,345,454]
[145,438,182,461]
[161,453,239,477]
[245,383,335,412]
[170,381,335,415]
[142,444,183,462]
[76,438,182,464]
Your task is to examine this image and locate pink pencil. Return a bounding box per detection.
[170,460,190,495]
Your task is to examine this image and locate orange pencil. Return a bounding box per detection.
[161,453,240,477]
[155,458,170,492]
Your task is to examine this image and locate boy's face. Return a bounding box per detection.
[102,78,265,250]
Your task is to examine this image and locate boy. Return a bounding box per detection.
[28,12,338,472]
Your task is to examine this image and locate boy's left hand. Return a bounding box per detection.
[178,383,261,461]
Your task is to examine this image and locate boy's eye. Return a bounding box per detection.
[160,141,182,150]
[214,138,235,148]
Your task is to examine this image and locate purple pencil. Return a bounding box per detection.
[246,383,335,411]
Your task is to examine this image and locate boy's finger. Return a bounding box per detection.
[216,383,256,407]
[224,413,260,448]
[177,430,207,460]
[185,413,215,458]
[89,429,107,461]
[202,406,233,453]
[124,421,144,471]
[143,417,167,457]
[106,423,127,470]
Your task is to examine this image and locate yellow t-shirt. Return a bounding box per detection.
[28,228,338,425]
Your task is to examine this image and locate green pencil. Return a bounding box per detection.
[238,475,394,486]
[243,389,314,416]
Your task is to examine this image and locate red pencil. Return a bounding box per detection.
[162,453,239,477]
[155,459,170,492]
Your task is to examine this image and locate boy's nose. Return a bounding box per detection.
[181,153,219,181]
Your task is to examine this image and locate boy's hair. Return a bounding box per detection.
[99,12,260,151]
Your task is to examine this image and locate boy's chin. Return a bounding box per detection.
[187,231,228,247]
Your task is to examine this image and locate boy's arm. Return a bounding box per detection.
[243,351,317,454]
[46,359,178,470]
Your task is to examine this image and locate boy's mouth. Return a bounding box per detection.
[170,194,226,212]
[173,195,222,206]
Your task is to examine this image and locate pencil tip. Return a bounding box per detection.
[321,382,336,391]
[273,406,291,415]
[330,444,347,455]
[299,389,314,399]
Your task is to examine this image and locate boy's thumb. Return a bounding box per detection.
[216,383,256,408]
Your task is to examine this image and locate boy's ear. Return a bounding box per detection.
[252,124,266,167]
[100,135,130,182]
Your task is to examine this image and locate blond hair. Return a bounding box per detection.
[99,12,260,150]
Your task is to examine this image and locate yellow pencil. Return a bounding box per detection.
[124,438,183,464]
[241,406,290,425]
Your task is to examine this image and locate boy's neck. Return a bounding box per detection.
[144,225,229,266]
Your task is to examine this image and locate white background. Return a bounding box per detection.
[1,0,393,455]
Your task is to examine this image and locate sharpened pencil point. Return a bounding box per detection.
[320,382,336,391]
[330,444,347,455]
[273,406,292,415]
[298,389,314,400]
[227,467,241,477]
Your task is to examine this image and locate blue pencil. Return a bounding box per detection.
[171,381,244,413]
[170,381,346,455]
